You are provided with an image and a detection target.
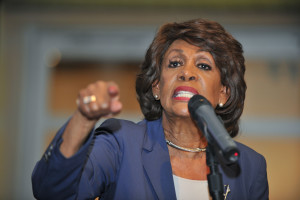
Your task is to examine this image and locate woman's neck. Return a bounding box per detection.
[162,112,207,150]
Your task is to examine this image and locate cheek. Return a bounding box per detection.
[202,80,222,106]
[159,72,174,93]
[158,75,175,108]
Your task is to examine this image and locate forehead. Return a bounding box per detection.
[166,39,200,54]
[164,39,215,63]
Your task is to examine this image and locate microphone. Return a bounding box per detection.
[188,95,239,163]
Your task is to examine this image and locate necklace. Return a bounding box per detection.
[165,139,206,153]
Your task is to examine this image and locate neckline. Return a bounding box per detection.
[173,174,207,182]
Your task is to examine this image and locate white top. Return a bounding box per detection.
[173,175,210,200]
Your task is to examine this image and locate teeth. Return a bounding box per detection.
[174,91,195,98]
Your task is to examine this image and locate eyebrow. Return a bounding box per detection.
[196,54,213,65]
[167,49,184,54]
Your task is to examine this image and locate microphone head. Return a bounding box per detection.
[188,95,212,113]
[188,95,213,134]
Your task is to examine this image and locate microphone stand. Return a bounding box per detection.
[204,125,224,200]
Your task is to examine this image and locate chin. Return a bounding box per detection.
[174,108,190,118]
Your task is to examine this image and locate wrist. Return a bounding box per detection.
[60,110,98,158]
[73,109,98,128]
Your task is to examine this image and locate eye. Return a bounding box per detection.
[197,63,212,70]
[168,60,183,68]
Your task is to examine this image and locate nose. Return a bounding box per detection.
[178,65,197,81]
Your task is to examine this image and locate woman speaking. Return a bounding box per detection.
[32,18,269,200]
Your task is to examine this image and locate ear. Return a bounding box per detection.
[152,80,160,96]
[219,85,230,106]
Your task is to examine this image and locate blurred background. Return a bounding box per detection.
[0,0,299,199]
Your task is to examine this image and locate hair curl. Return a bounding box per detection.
[136,18,246,137]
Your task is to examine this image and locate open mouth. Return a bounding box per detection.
[173,86,198,101]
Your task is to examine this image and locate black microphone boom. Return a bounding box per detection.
[188,95,239,163]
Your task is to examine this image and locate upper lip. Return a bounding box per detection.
[173,86,199,96]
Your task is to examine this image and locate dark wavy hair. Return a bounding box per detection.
[136,18,246,137]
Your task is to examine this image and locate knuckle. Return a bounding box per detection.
[87,83,95,91]
[95,80,105,87]
[78,89,86,98]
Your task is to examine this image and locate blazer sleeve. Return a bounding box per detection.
[76,123,123,199]
[249,155,269,200]
[31,121,95,200]
[31,119,123,200]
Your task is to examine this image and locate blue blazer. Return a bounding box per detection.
[32,118,268,200]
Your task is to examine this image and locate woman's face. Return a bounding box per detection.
[152,39,228,118]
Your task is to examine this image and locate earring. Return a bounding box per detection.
[154,94,159,100]
[219,103,224,107]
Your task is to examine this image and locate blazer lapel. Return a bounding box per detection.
[141,119,177,200]
[219,160,241,200]
[222,175,233,200]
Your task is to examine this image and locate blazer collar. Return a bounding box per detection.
[141,118,177,200]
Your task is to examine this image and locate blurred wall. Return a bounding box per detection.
[1,1,300,199]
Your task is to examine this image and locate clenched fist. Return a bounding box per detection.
[76,81,122,120]
[60,81,123,157]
